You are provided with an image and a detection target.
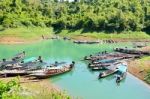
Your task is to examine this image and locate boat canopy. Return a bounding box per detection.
[23,57,36,63]
[117,64,127,73]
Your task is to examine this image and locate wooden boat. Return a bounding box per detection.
[30,61,75,79]
[98,62,124,78]
[91,62,121,70]
[20,56,46,70]
[0,59,21,70]
[73,40,87,44]
[89,62,113,68]
[0,51,26,69]
[73,40,100,44]
[114,48,143,55]
[92,58,118,64]
[63,37,71,40]
[51,36,60,39]
[85,52,128,61]
[0,70,28,77]
[115,62,128,83]
[12,51,25,61]
[133,42,147,48]
[84,51,109,60]
[98,69,117,78]
[86,41,100,44]
[91,66,106,70]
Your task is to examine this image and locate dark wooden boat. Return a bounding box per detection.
[84,52,128,61]
[0,70,28,77]
[91,62,121,70]
[114,48,147,55]
[86,41,100,44]
[0,59,21,70]
[0,51,26,70]
[84,52,109,60]
[63,37,71,40]
[91,66,106,70]
[92,58,118,64]
[98,69,117,78]
[89,62,112,68]
[30,62,75,79]
[73,40,100,44]
[12,51,25,61]
[98,62,124,78]
[73,40,87,44]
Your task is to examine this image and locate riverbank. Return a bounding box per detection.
[0,27,150,44]
[0,77,71,99]
[57,29,150,42]
[128,46,150,85]
[0,27,53,44]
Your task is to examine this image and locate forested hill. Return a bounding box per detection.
[0,0,150,32]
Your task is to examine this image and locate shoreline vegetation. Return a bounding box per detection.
[0,27,150,44]
[0,77,72,99]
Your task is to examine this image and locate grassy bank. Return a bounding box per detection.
[57,29,150,41]
[0,27,53,43]
[128,56,150,84]
[0,27,150,43]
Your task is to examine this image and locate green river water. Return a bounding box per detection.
[0,40,150,99]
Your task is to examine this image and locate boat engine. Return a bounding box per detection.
[116,76,121,83]
[70,61,75,68]
[38,56,43,63]
[98,73,103,79]
[2,59,6,62]
[84,56,87,60]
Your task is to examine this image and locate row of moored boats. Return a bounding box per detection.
[83,48,149,83]
[0,51,75,79]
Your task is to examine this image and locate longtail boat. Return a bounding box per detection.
[84,52,128,61]
[0,51,26,69]
[0,70,28,77]
[91,62,121,70]
[98,69,117,78]
[98,62,125,78]
[92,58,117,64]
[20,56,46,70]
[73,40,100,44]
[12,51,25,61]
[116,62,128,83]
[114,48,148,56]
[30,61,75,79]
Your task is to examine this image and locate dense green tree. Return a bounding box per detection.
[0,0,150,32]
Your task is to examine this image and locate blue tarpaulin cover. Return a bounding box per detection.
[23,57,36,63]
[118,64,127,73]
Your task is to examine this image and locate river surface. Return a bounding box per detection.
[0,40,150,99]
